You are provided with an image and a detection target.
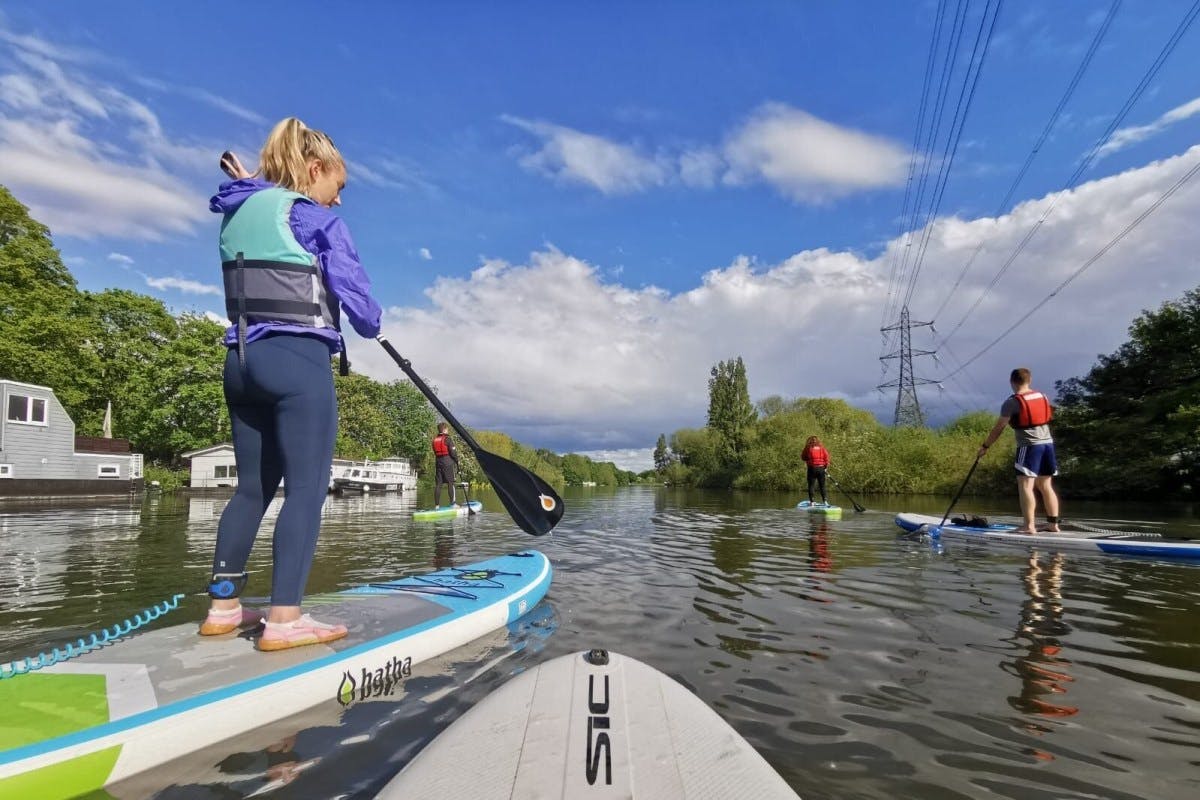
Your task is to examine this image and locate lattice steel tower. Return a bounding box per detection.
[878,305,938,426]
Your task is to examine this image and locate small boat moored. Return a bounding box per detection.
[332,459,417,494]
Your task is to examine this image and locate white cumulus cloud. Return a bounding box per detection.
[107,252,134,265]
[720,103,909,201]
[504,103,907,203]
[501,115,669,194]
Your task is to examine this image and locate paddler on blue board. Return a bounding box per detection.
[977,367,1062,535]
[432,422,461,508]
[801,436,831,505]
[203,120,384,652]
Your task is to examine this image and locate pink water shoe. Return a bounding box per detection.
[199,605,265,636]
[257,614,348,652]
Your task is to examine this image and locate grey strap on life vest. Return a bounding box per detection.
[235,252,248,369]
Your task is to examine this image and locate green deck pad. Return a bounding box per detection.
[0,672,111,749]
[0,746,120,800]
[0,673,119,800]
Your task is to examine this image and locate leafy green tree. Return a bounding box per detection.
[592,461,618,486]
[334,374,395,460]
[756,395,796,418]
[121,314,228,462]
[653,433,672,474]
[75,289,179,435]
[1054,286,1200,497]
[336,374,436,464]
[380,380,439,464]
[670,427,723,487]
[561,452,591,484]
[0,185,98,413]
[706,356,757,483]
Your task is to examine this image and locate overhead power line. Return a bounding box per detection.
[900,0,1004,310]
[929,0,1122,323]
[945,156,1200,378]
[880,0,949,336]
[883,0,970,334]
[939,0,1200,349]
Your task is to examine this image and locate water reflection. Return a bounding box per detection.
[809,520,833,574]
[1006,552,1079,725]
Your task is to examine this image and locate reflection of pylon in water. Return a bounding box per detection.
[878,305,938,426]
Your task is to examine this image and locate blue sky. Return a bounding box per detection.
[1,2,1199,469]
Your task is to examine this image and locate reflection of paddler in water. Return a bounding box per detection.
[433,526,456,569]
[809,520,832,574]
[796,520,834,604]
[1007,551,1078,725]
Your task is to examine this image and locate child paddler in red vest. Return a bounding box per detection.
[801,436,831,505]
[978,367,1061,534]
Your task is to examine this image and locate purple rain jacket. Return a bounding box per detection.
[211,178,383,354]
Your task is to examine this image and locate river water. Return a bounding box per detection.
[1,487,1198,799]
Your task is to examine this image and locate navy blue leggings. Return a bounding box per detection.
[213,335,336,606]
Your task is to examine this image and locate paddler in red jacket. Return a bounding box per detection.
[801,436,831,505]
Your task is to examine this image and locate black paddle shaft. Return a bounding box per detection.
[376,336,564,536]
[826,472,866,513]
[940,455,982,527]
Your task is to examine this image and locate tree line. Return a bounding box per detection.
[0,185,632,487]
[655,288,1200,500]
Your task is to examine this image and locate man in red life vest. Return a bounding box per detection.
[978,368,1060,534]
[801,436,831,505]
[432,422,460,508]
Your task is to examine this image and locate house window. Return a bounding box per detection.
[0,464,11,478]
[98,464,120,478]
[6,394,47,425]
[214,465,237,479]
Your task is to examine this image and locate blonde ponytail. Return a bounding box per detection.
[258,117,344,195]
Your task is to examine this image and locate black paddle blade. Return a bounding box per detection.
[373,337,564,536]
[475,449,564,536]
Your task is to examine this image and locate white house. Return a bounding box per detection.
[181,443,238,488]
[0,379,144,497]
[183,443,358,492]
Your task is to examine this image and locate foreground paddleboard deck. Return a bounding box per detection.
[412,500,483,521]
[378,649,800,799]
[796,501,842,519]
[895,513,1200,560]
[0,551,552,799]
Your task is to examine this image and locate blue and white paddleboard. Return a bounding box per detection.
[0,551,552,799]
[376,649,799,799]
[895,513,1200,561]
